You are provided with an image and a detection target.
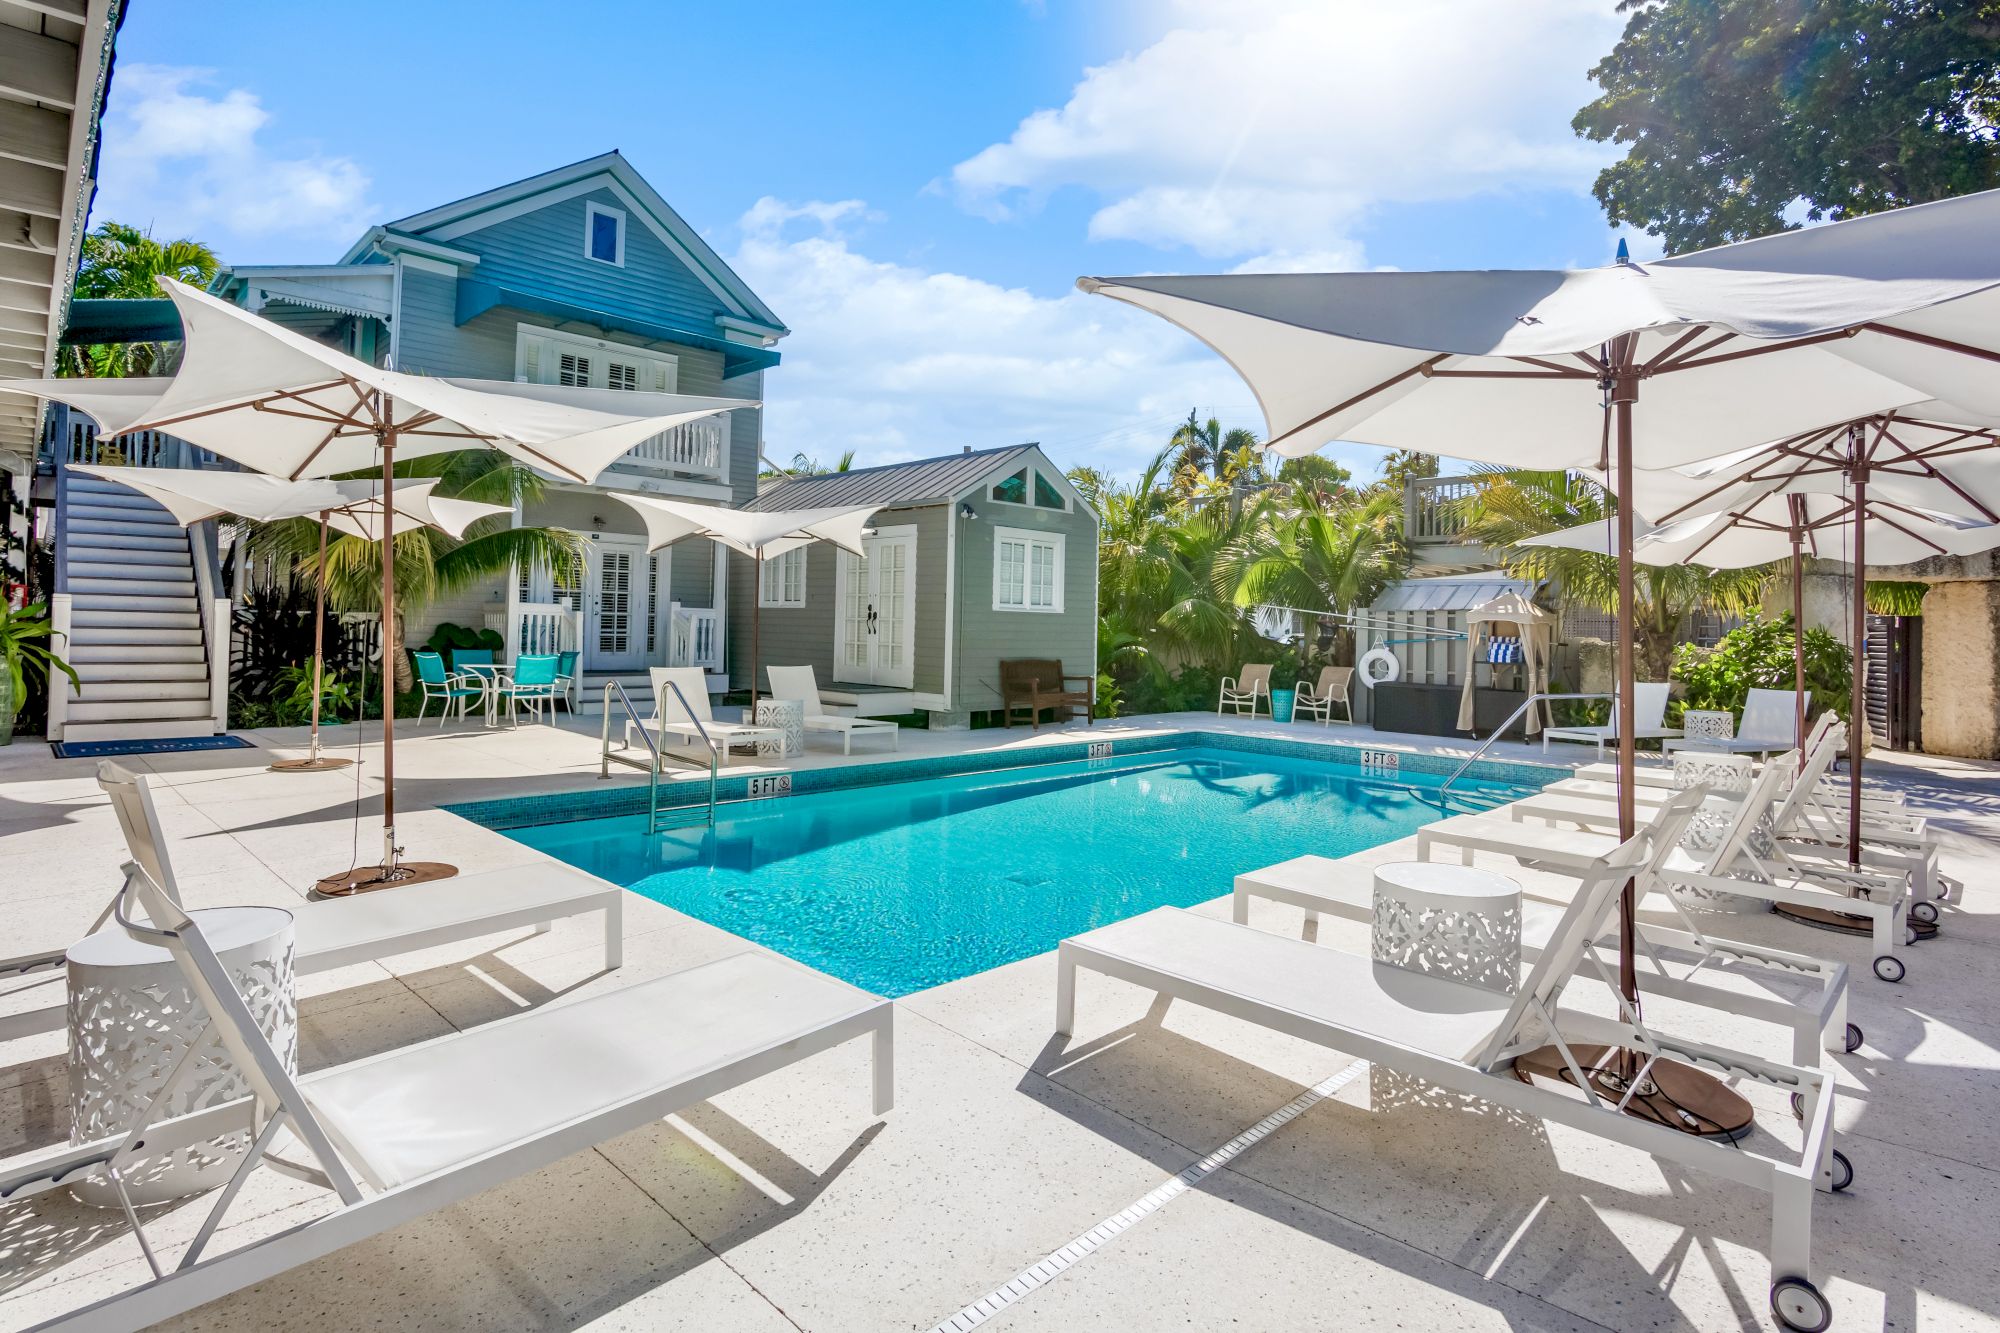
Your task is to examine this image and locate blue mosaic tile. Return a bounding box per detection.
[444,730,1562,832]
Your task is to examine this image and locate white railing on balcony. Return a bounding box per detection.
[669,605,722,670]
[504,601,583,659]
[58,417,216,469]
[611,418,726,479]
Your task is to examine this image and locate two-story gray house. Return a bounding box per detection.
[182,153,1097,728]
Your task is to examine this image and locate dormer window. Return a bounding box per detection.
[585,202,625,266]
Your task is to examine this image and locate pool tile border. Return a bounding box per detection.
[443,730,1565,832]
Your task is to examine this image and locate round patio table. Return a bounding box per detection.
[65,906,297,1206]
[1370,862,1522,994]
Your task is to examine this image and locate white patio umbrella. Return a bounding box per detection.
[610,494,875,706]
[1081,188,2000,1135]
[6,277,749,894]
[72,464,510,772]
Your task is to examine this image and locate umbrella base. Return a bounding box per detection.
[1775,903,1937,940]
[268,756,354,773]
[313,861,458,897]
[1514,1042,1755,1140]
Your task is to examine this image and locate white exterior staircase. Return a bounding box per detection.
[51,470,227,743]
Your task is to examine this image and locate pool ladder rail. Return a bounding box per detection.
[1418,691,1611,813]
[598,679,718,833]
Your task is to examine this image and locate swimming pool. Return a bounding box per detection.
[483,742,1549,997]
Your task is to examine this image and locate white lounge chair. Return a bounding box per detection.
[626,666,778,766]
[767,664,899,754]
[1663,688,1802,757]
[1541,681,1680,757]
[1216,663,1272,716]
[0,862,893,1333]
[1422,761,1919,983]
[0,763,624,982]
[1234,803,1856,1069]
[1572,713,1905,813]
[1058,796,1842,1333]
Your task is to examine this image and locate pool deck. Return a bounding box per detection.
[1,709,1997,1331]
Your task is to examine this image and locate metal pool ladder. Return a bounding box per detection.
[599,679,718,833]
[1424,691,1609,810]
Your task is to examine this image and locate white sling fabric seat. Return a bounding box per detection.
[1541,681,1681,757]
[627,666,776,765]
[767,665,899,755]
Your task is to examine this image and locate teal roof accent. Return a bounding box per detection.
[61,299,182,344]
[455,280,780,377]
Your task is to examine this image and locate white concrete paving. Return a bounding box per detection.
[0,708,1994,1331]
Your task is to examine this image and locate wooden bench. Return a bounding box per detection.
[999,658,1093,730]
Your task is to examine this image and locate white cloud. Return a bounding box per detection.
[951,0,1621,267]
[729,198,1263,478]
[92,65,374,252]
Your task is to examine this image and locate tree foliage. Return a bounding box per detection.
[1675,613,1854,721]
[61,222,222,377]
[1575,0,2000,253]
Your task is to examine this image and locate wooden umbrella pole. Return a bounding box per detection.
[310,511,328,762]
[1610,342,1639,1010]
[379,413,398,875]
[1849,451,1868,868]
[750,547,760,709]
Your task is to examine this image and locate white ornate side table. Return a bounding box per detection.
[66,906,297,1206]
[754,697,805,758]
[1371,862,1522,994]
[1677,709,1736,749]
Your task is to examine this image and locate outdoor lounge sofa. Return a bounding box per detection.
[1,763,625,983]
[999,658,1094,729]
[1055,790,1844,1333]
[0,862,893,1333]
[768,664,900,753]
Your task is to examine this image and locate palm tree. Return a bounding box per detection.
[60,222,221,378]
[1168,410,1260,483]
[248,451,583,692]
[1225,489,1408,661]
[1454,468,1767,680]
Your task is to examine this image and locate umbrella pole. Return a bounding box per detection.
[1849,462,1867,868]
[750,548,761,709]
[1610,352,1638,1006]
[269,511,352,773]
[317,399,454,894]
[1791,498,1807,769]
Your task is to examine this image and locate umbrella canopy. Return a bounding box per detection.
[67,465,508,539]
[4,280,751,482]
[1080,188,2000,470]
[611,495,876,704]
[1456,590,1555,735]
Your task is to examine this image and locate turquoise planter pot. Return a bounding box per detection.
[1270,688,1295,723]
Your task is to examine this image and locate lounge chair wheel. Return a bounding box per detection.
[1771,1276,1832,1332]
[1829,1149,1853,1193]
[1844,1023,1864,1053]
[1905,926,1919,946]
[1873,955,1906,983]
[1910,901,1939,926]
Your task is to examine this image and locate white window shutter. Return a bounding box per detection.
[522,336,541,383]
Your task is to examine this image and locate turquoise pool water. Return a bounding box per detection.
[498,745,1534,997]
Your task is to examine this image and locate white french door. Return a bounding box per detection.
[586,536,651,672]
[833,527,916,687]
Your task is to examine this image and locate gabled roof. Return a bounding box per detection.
[744,444,1045,512]
[342,152,786,337]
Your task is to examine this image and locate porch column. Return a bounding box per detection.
[712,539,729,682]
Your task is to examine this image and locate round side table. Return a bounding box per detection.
[1371,862,1523,994]
[754,697,805,758]
[66,906,297,1206]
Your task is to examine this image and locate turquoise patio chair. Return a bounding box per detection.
[496,654,562,727]
[554,650,580,716]
[413,651,482,726]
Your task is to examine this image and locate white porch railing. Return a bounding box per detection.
[506,601,584,659]
[608,418,726,479]
[669,605,722,669]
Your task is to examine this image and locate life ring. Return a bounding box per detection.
[1357,647,1401,689]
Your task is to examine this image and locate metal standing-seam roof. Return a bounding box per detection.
[745,443,1042,512]
[1369,573,1532,614]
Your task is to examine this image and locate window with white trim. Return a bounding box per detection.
[585,201,625,266]
[517,327,677,393]
[993,528,1064,613]
[759,547,807,608]
[989,465,1069,511]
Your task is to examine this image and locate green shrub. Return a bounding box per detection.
[1093,672,1122,719]
[1673,614,1851,723]
[422,622,504,671]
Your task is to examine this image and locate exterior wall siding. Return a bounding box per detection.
[953,497,1099,714]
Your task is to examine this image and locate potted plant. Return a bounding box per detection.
[0,599,80,745]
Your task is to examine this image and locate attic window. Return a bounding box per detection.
[585,202,625,266]
[990,466,1068,511]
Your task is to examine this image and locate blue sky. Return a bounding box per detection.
[99,0,1648,480]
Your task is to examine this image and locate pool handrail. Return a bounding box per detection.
[598,678,717,831]
[1431,691,1611,806]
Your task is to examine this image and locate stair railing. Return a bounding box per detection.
[1425,691,1609,808]
[598,678,717,832]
